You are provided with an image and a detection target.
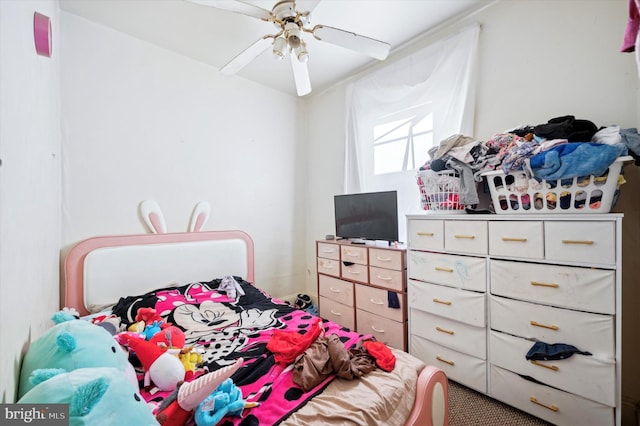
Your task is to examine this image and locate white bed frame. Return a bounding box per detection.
[63,230,448,426]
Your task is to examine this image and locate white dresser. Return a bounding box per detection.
[316,240,407,350]
[406,213,623,426]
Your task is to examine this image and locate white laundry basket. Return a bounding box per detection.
[416,169,467,213]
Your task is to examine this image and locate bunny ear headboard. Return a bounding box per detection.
[63,230,254,317]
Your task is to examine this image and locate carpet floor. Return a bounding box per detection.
[448,380,554,425]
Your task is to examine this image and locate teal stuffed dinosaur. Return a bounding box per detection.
[18,311,138,399]
[18,367,158,426]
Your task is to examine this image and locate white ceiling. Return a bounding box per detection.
[59,0,492,97]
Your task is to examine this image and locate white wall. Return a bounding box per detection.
[60,13,307,301]
[304,0,640,408]
[0,0,61,402]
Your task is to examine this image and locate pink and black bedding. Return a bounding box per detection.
[110,276,374,425]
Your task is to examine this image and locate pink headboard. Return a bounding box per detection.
[63,230,254,316]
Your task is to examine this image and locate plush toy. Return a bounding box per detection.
[124,335,185,391]
[155,358,243,426]
[18,367,159,426]
[193,378,245,426]
[18,312,138,399]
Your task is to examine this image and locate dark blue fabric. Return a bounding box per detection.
[387,292,400,309]
[525,341,592,361]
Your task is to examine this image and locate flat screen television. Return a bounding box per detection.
[334,190,399,243]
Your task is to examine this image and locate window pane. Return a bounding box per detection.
[412,132,434,168]
[374,119,411,142]
[413,114,433,133]
[374,140,406,175]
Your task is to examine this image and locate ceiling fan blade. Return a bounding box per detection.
[312,25,390,60]
[185,0,272,21]
[290,55,312,96]
[295,0,321,13]
[220,36,273,75]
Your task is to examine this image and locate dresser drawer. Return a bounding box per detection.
[341,245,368,265]
[408,280,485,327]
[341,262,369,284]
[369,248,404,270]
[317,242,340,260]
[409,308,485,358]
[444,220,488,254]
[408,251,486,292]
[544,221,616,266]
[369,266,404,292]
[490,259,615,314]
[490,296,614,359]
[411,334,487,393]
[490,365,614,426]
[319,296,355,330]
[407,219,444,251]
[355,283,404,322]
[317,257,340,277]
[356,309,405,350]
[318,274,354,306]
[488,221,544,259]
[490,330,615,406]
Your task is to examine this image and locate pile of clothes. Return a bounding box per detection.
[419,115,637,207]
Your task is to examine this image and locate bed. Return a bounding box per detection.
[62,229,448,425]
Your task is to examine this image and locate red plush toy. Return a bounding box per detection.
[135,307,164,325]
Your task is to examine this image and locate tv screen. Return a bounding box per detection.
[334,191,399,242]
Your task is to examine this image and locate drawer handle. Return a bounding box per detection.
[530,396,559,412]
[436,355,455,366]
[370,298,385,305]
[322,264,335,270]
[433,298,452,306]
[322,248,336,253]
[377,275,392,281]
[530,360,559,371]
[435,266,454,273]
[346,270,361,275]
[330,309,342,316]
[531,281,559,289]
[435,326,454,335]
[329,287,341,293]
[417,232,434,237]
[376,256,392,262]
[530,320,559,331]
[371,325,385,333]
[346,252,360,257]
[501,237,527,242]
[454,234,475,240]
[562,239,594,245]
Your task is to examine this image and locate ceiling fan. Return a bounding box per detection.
[187,0,391,96]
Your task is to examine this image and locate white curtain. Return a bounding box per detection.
[344,25,480,242]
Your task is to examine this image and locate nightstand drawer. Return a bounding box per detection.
[317,257,340,277]
[369,248,404,270]
[490,330,615,406]
[341,262,369,284]
[318,274,354,306]
[408,280,485,327]
[341,245,368,265]
[490,296,614,359]
[544,221,616,266]
[407,219,444,251]
[317,242,340,260]
[444,220,488,254]
[490,259,615,314]
[369,266,404,292]
[411,335,487,394]
[408,251,486,292]
[356,309,404,350]
[355,283,404,322]
[319,296,354,330]
[489,220,543,259]
[409,308,486,358]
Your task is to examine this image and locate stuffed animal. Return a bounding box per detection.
[155,358,243,426]
[123,335,185,391]
[193,378,246,426]
[18,312,138,399]
[18,367,159,426]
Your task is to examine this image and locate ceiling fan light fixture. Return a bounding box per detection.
[295,42,309,63]
[284,22,302,49]
[272,36,287,60]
